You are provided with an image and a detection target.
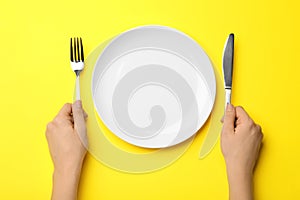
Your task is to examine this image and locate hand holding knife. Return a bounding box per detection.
[223,33,234,107]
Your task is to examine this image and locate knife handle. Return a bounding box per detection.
[225,88,231,107]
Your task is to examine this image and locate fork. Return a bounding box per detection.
[70,37,85,100]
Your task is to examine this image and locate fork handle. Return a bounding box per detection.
[75,75,81,100]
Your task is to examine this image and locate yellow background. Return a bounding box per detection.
[0,0,299,199]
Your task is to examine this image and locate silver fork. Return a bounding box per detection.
[70,37,85,100]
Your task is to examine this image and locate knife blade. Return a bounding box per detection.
[223,33,234,106]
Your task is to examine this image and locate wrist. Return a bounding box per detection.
[225,160,253,178]
[226,164,252,182]
[53,162,83,180]
[226,164,253,200]
[51,163,83,200]
[52,166,82,192]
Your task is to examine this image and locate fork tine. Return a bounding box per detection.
[74,37,77,62]
[70,37,84,63]
[70,38,74,62]
[76,37,80,62]
[80,38,84,62]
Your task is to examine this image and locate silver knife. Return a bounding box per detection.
[223,33,234,106]
[199,34,235,159]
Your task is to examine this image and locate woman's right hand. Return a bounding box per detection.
[221,104,263,200]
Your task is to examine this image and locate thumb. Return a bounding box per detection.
[222,104,236,134]
[72,100,88,148]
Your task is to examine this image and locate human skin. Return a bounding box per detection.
[221,104,263,200]
[46,101,88,200]
[45,102,263,200]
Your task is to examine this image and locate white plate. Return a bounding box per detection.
[92,26,216,148]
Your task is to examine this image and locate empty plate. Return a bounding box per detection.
[92,25,216,148]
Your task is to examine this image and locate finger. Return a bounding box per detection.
[56,103,72,118]
[235,106,250,120]
[235,106,252,126]
[222,104,236,134]
[72,100,88,148]
[72,101,85,130]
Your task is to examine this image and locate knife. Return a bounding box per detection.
[223,33,234,106]
[199,34,235,159]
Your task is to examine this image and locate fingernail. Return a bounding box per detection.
[220,115,224,122]
[226,103,234,111]
[75,100,82,108]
